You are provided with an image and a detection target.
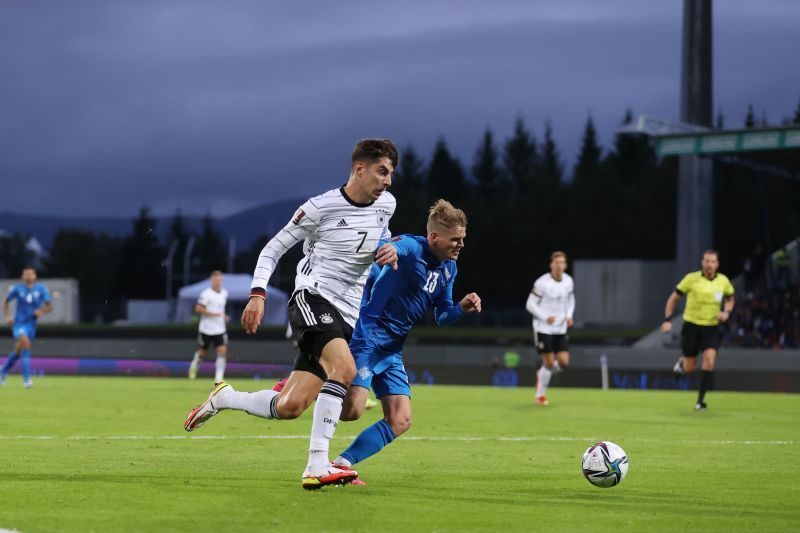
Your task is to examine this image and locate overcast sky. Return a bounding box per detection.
[1,1,798,217]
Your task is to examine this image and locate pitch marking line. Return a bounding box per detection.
[0,435,796,445]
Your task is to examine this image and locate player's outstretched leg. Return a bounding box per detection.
[536,366,551,405]
[188,350,203,380]
[184,380,285,431]
[1,352,20,385]
[184,382,232,431]
[20,349,32,388]
[672,356,685,379]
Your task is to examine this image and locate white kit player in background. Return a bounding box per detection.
[189,271,230,382]
[184,139,400,490]
[526,251,575,405]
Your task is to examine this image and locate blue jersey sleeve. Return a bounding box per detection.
[433,263,465,326]
[387,235,420,258]
[39,284,51,304]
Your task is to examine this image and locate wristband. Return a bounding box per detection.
[249,287,267,300]
[664,314,673,321]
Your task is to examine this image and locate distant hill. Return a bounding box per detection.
[0,198,303,250]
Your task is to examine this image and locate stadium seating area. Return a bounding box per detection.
[726,282,800,349]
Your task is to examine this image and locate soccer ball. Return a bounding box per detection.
[581,441,628,488]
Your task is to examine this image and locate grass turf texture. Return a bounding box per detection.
[1,377,798,532]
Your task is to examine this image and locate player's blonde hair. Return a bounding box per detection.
[210,270,223,277]
[427,199,467,233]
[550,251,567,262]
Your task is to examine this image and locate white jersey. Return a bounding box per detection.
[526,272,575,335]
[251,186,395,327]
[197,287,228,336]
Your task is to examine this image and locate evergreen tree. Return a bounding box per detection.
[47,230,122,321]
[573,116,602,184]
[744,104,756,127]
[0,233,34,279]
[391,146,429,234]
[116,207,165,300]
[503,117,537,193]
[427,139,467,201]
[794,95,800,124]
[611,108,655,186]
[472,129,503,198]
[539,120,563,188]
[392,146,426,200]
[195,213,227,275]
[166,209,192,295]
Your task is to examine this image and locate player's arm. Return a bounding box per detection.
[243,203,319,334]
[718,280,735,322]
[660,290,683,333]
[434,267,480,326]
[194,303,220,317]
[374,226,399,270]
[33,286,53,318]
[2,296,12,326]
[566,287,575,328]
[525,282,551,323]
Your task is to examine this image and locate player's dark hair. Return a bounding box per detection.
[210,270,223,277]
[550,251,567,262]
[21,266,36,274]
[351,139,399,169]
[702,249,719,260]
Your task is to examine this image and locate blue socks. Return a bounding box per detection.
[20,350,31,383]
[339,419,397,466]
[1,352,19,378]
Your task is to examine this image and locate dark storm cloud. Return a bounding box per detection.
[0,1,798,217]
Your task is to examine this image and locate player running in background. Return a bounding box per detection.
[188,271,229,382]
[2,267,52,388]
[184,139,399,489]
[526,251,575,405]
[661,250,734,411]
[332,200,481,480]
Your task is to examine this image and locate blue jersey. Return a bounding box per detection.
[352,234,464,354]
[6,283,51,324]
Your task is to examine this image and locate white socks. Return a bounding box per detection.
[215,356,226,382]
[307,380,347,473]
[551,361,562,374]
[191,351,201,366]
[537,366,552,397]
[214,387,279,419]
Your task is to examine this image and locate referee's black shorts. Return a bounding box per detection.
[287,289,353,381]
[681,321,722,357]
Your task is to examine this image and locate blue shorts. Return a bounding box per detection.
[12,322,36,340]
[350,337,411,399]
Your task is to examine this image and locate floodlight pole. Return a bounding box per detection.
[676,0,713,277]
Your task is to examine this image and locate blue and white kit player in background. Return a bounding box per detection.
[2,267,52,388]
[332,200,481,481]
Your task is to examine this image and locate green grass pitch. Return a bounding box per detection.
[1,376,798,532]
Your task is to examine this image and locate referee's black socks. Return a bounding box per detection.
[698,370,714,404]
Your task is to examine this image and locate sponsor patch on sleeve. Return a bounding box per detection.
[391,236,403,242]
[291,209,306,225]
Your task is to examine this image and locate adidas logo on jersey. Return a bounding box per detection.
[319,313,334,324]
[336,219,348,227]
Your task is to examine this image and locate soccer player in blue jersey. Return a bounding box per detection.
[2,267,52,388]
[332,200,481,480]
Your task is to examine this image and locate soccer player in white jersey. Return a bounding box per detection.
[184,139,400,490]
[526,251,575,405]
[188,271,229,382]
